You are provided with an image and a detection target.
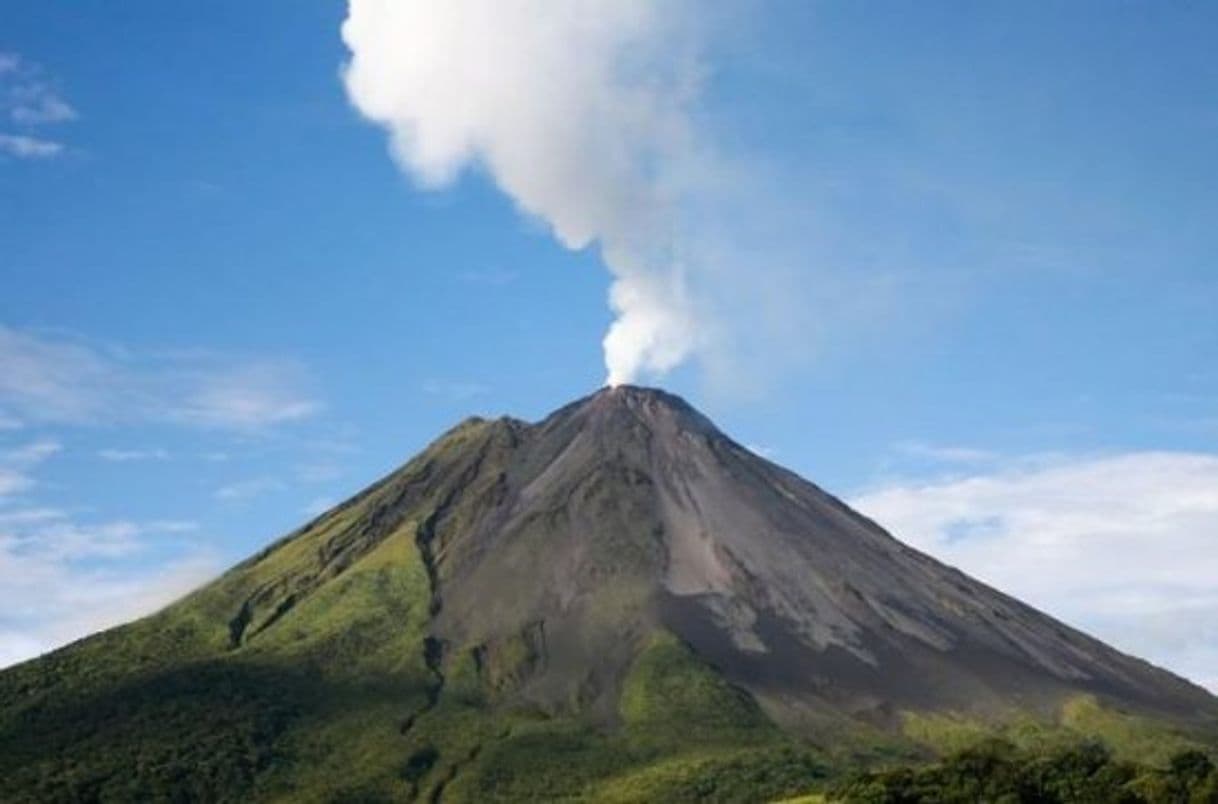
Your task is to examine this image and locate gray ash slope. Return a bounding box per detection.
[386,385,1216,730]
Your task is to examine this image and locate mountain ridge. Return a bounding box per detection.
[1,385,1214,802]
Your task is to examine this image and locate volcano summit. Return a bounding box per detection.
[2,386,1215,801]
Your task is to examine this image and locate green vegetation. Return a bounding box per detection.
[619,633,772,737]
[1059,694,1202,767]
[829,739,1218,803]
[412,633,828,802]
[901,694,1213,769]
[0,418,460,803]
[0,518,438,802]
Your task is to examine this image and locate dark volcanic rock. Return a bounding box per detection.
[358,385,1217,727]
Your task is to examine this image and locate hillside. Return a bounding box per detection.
[1,386,1215,802]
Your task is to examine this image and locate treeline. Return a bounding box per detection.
[831,739,1218,803]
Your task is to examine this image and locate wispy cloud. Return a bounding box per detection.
[1,53,77,126]
[0,507,63,527]
[0,53,76,162]
[0,468,32,498]
[0,427,212,669]
[0,327,114,422]
[0,132,63,159]
[0,439,60,500]
[2,439,62,465]
[0,508,216,668]
[170,363,320,429]
[11,95,75,125]
[0,552,216,668]
[0,325,322,431]
[97,448,170,463]
[852,451,1218,692]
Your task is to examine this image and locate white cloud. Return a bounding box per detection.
[11,95,76,125]
[0,509,218,669]
[2,439,62,465]
[0,430,212,669]
[0,328,219,667]
[0,633,47,668]
[0,326,117,421]
[0,132,63,159]
[0,54,76,164]
[0,325,321,431]
[170,362,319,429]
[0,507,64,526]
[0,439,60,500]
[0,468,32,498]
[1,53,77,126]
[3,518,144,562]
[97,448,170,462]
[851,451,1218,692]
[0,541,217,668]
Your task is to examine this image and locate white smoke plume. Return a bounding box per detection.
[340,0,712,386]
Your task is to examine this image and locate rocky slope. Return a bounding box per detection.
[400,386,1214,728]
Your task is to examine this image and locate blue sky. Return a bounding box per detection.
[2,2,1216,689]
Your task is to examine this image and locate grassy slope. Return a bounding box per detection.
[0,513,437,803]
[901,694,1213,769]
[0,418,467,803]
[434,633,829,803]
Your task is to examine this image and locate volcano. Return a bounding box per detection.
[2,386,1215,802]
